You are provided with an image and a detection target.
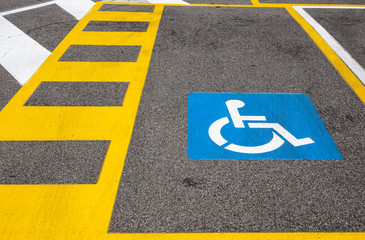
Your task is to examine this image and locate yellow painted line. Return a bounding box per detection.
[0,107,129,140]
[0,2,164,240]
[0,2,365,240]
[100,2,285,8]
[35,62,141,82]
[158,3,282,7]
[286,5,365,104]
[250,0,262,6]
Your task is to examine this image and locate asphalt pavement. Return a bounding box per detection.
[0,0,364,239]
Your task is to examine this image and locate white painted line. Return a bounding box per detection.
[55,0,95,20]
[0,16,50,85]
[293,6,365,85]
[0,1,57,16]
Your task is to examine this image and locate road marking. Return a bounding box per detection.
[189,93,340,159]
[293,6,365,86]
[55,0,95,20]
[287,5,365,104]
[0,1,57,16]
[0,3,164,239]
[0,0,95,85]
[0,2,364,239]
[250,0,261,5]
[0,16,50,85]
[0,0,95,19]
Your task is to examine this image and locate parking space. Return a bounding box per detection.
[109,5,365,233]
[0,1,364,240]
[305,7,365,83]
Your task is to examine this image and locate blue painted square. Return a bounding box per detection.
[188,93,342,160]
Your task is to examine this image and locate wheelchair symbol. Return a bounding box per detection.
[208,100,315,154]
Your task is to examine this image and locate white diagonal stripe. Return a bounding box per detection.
[0,0,95,85]
[0,16,50,85]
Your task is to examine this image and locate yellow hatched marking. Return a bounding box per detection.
[0,2,164,240]
[0,2,365,240]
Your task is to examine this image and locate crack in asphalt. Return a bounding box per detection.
[25,20,78,34]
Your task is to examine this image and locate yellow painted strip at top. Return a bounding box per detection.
[286,6,365,104]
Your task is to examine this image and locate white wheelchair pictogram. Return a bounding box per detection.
[208,100,315,154]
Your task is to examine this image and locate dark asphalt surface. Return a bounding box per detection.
[59,45,141,62]
[99,4,155,12]
[84,20,150,32]
[0,65,20,111]
[109,6,365,232]
[0,0,364,235]
[0,141,110,184]
[25,82,129,106]
[307,8,365,69]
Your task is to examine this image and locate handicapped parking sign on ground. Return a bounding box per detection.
[188,93,343,160]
